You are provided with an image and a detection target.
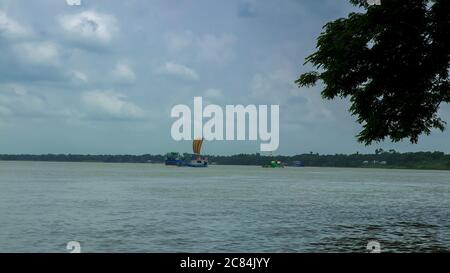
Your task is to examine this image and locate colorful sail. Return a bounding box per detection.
[192,138,203,155]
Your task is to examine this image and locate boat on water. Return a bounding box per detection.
[292,160,305,167]
[262,160,285,168]
[164,152,184,166]
[187,138,208,168]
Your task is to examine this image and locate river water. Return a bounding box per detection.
[0,161,449,253]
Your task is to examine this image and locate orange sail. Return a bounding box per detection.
[192,138,204,155]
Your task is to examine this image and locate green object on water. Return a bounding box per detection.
[262,160,284,168]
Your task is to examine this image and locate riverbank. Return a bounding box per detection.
[1,151,449,171]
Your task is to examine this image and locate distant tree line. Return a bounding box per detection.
[0,154,165,164]
[208,151,450,170]
[1,150,450,170]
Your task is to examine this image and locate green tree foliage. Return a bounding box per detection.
[296,0,450,144]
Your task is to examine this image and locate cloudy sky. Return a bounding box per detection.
[0,0,449,155]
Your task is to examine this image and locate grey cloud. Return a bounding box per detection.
[80,90,146,121]
[238,1,257,18]
[163,31,236,65]
[0,84,69,118]
[57,10,119,50]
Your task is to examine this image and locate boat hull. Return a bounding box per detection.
[165,159,184,166]
[187,159,208,168]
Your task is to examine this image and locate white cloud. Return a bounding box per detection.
[163,31,236,65]
[250,73,293,100]
[157,62,199,80]
[438,104,450,122]
[71,70,88,82]
[0,10,31,39]
[165,31,193,51]
[250,74,271,98]
[66,0,82,6]
[59,11,118,44]
[81,90,145,120]
[204,88,224,99]
[250,61,301,100]
[112,62,136,83]
[14,42,60,66]
[203,88,224,105]
[250,67,333,124]
[197,33,236,64]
